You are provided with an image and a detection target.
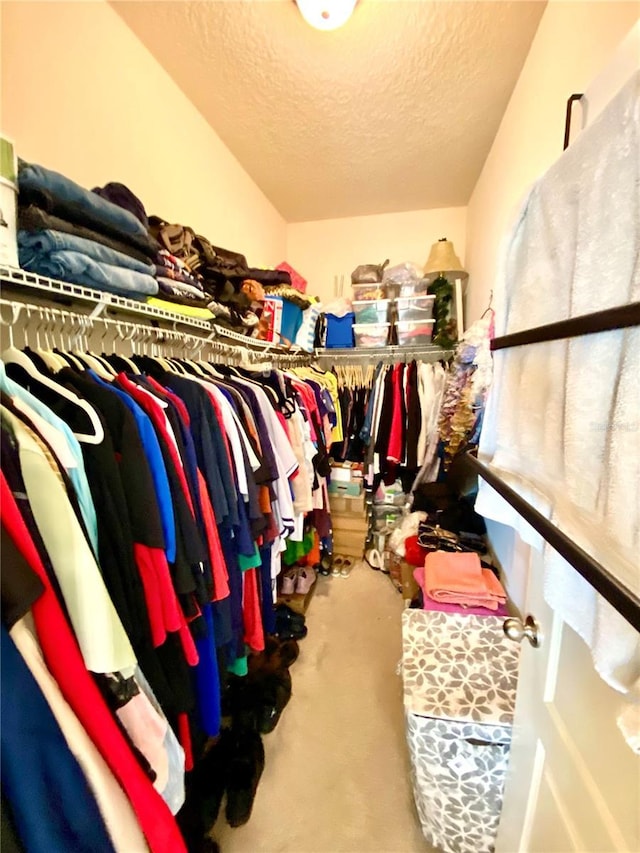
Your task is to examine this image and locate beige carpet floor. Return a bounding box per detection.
[214,561,432,853]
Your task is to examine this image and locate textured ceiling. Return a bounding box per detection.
[113,1,545,222]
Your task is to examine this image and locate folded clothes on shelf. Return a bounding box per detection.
[156,277,208,304]
[19,204,156,264]
[18,245,158,298]
[19,160,148,238]
[18,229,154,276]
[146,297,214,320]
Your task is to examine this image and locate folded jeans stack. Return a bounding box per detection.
[17,161,159,300]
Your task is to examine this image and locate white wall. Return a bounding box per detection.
[464,1,640,325]
[287,207,467,305]
[0,1,287,266]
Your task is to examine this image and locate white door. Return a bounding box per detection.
[494,24,640,853]
[495,541,640,852]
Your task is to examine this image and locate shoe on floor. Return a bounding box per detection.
[254,668,292,734]
[274,605,308,641]
[316,560,331,577]
[225,728,265,827]
[261,635,300,667]
[280,569,297,595]
[319,551,333,576]
[177,735,228,849]
[296,566,316,594]
[340,558,353,578]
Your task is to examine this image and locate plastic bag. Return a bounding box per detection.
[383,261,422,284]
[350,258,389,284]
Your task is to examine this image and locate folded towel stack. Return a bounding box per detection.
[422,551,507,611]
[17,162,159,300]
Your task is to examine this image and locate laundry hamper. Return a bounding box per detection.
[401,609,520,853]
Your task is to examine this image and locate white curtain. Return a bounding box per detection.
[475,71,640,747]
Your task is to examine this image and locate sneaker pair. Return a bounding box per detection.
[332,556,353,578]
[281,567,316,595]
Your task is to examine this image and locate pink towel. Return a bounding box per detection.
[413,567,508,616]
[422,551,507,611]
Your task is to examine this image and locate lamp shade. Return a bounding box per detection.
[295,0,357,31]
[424,238,468,281]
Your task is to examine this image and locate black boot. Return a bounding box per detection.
[255,668,292,734]
[224,727,265,828]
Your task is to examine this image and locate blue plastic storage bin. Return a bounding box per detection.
[325,312,355,348]
[280,299,303,344]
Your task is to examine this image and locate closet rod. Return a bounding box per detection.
[491,302,640,351]
[0,267,312,360]
[315,345,454,364]
[0,298,313,366]
[464,452,640,632]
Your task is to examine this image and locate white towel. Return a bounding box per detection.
[476,71,640,751]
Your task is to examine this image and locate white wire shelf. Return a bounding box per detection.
[0,265,311,359]
[315,344,454,362]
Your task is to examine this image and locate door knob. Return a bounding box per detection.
[503,614,540,648]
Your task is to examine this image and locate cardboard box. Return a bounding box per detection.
[328,480,362,497]
[332,534,364,559]
[262,296,283,343]
[330,465,353,484]
[401,561,420,601]
[329,492,365,515]
[331,513,368,534]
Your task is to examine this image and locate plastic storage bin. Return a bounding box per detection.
[325,312,355,348]
[351,282,389,301]
[396,295,435,322]
[353,298,391,324]
[353,322,390,347]
[396,319,435,346]
[0,137,18,268]
[397,278,431,298]
[280,298,303,344]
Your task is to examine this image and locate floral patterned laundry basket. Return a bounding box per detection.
[401,609,520,853]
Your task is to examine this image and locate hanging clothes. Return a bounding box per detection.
[328,360,449,493]
[0,337,332,851]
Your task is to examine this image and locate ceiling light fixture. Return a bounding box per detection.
[295,0,357,32]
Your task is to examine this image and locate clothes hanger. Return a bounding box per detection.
[109,323,141,375]
[481,290,494,319]
[49,310,82,371]
[179,337,208,377]
[31,308,69,373]
[82,316,117,377]
[71,316,116,381]
[1,305,105,445]
[130,328,172,375]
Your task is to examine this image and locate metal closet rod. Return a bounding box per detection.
[491,302,640,351]
[315,346,454,364]
[464,452,640,632]
[0,298,312,366]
